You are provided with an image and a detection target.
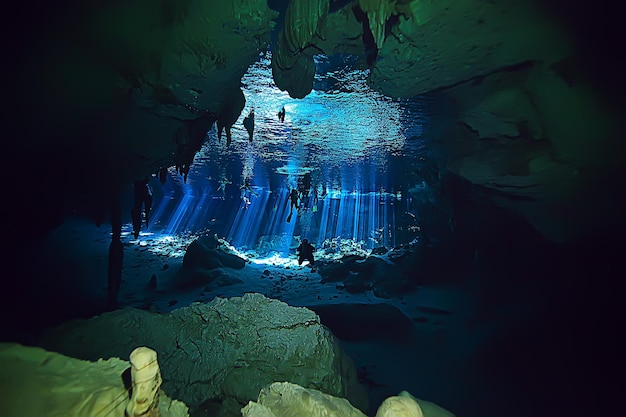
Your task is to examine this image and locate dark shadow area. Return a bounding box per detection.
[446,173,626,416]
[535,0,626,110]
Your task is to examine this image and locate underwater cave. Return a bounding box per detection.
[1,1,625,417]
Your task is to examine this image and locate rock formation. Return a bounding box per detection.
[242,381,367,417]
[0,343,188,417]
[6,0,624,244]
[241,382,454,417]
[38,293,368,416]
[126,347,163,417]
[174,235,247,290]
[268,0,623,243]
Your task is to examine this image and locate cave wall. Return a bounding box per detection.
[5,0,277,241]
[3,0,624,246]
[438,60,624,243]
[270,0,625,243]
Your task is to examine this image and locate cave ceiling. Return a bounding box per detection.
[4,0,625,243]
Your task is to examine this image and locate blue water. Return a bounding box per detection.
[144,52,444,257]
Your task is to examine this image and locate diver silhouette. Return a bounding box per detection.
[216,175,232,199]
[287,188,300,222]
[296,238,315,267]
[240,177,258,207]
[278,106,285,122]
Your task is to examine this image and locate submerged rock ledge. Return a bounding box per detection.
[38,293,368,416]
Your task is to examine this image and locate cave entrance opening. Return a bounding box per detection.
[138,52,447,263]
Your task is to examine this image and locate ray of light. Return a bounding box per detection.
[129,51,432,258]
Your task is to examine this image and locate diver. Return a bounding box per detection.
[243,108,255,142]
[287,188,300,222]
[277,106,285,122]
[318,184,328,199]
[296,238,315,267]
[216,176,232,199]
[240,177,257,207]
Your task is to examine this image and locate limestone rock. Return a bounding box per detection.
[0,343,188,417]
[126,347,163,417]
[174,235,247,289]
[242,381,367,417]
[370,246,389,255]
[107,0,277,118]
[438,59,622,243]
[38,293,367,416]
[12,0,278,216]
[315,5,368,58]
[271,0,371,98]
[281,0,330,56]
[524,60,619,171]
[376,394,424,417]
[272,0,330,98]
[241,383,455,417]
[460,87,545,140]
[318,255,415,298]
[368,0,570,98]
[272,49,317,99]
[358,0,397,50]
[395,391,456,417]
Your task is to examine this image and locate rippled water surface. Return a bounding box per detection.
[145,52,445,257]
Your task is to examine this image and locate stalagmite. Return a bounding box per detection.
[126,347,163,417]
[375,394,424,417]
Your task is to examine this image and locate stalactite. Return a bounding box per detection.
[283,0,330,54]
[358,0,398,49]
[272,0,329,98]
[131,179,153,238]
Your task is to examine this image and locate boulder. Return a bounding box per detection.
[318,256,415,298]
[241,382,454,417]
[182,236,246,270]
[38,293,368,416]
[242,381,366,417]
[174,236,247,289]
[370,246,389,255]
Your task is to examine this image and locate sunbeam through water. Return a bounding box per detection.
[142,52,442,258]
